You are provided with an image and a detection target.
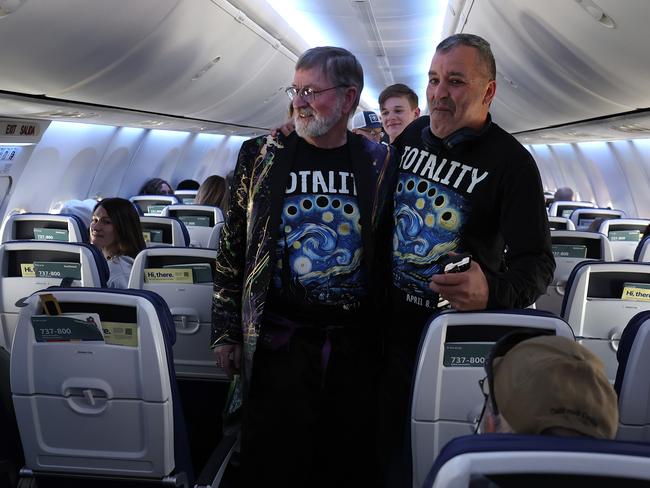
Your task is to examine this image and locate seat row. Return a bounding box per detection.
[412,308,650,487]
[0,239,224,380]
[0,206,224,249]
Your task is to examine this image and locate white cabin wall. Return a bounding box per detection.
[528,138,650,219]
[1,121,247,223]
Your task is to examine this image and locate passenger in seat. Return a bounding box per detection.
[176,179,200,191]
[139,178,174,196]
[90,198,145,288]
[478,333,618,439]
[554,186,575,202]
[195,175,227,208]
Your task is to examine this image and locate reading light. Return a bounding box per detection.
[574,0,616,28]
[0,0,26,19]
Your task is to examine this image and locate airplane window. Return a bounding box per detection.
[0,176,11,211]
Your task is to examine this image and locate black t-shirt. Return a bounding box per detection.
[266,138,368,326]
[391,116,554,331]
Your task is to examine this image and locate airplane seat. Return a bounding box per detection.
[0,241,109,351]
[129,195,180,216]
[534,231,613,315]
[423,434,650,488]
[0,213,89,244]
[10,288,194,487]
[0,345,22,488]
[597,219,650,261]
[634,236,650,263]
[569,208,625,231]
[560,260,650,382]
[161,205,224,249]
[614,311,650,442]
[139,216,190,247]
[547,200,595,218]
[174,190,198,205]
[128,247,226,379]
[410,309,574,488]
[547,216,576,231]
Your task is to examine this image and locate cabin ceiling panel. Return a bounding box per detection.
[464,0,650,133]
[51,1,295,128]
[0,0,179,95]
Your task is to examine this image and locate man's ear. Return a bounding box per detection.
[483,79,496,106]
[343,86,359,115]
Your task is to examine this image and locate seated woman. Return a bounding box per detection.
[139,178,174,195]
[90,198,146,288]
[195,175,227,208]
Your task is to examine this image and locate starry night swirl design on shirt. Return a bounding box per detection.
[392,172,468,296]
[273,193,365,309]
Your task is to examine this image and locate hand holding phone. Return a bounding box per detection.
[438,253,472,274]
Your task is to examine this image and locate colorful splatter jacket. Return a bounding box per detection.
[211,131,396,422]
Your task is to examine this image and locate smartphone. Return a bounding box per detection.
[438,253,472,274]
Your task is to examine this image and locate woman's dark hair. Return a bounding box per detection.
[93,198,146,259]
[176,179,200,190]
[139,178,173,195]
[195,175,227,208]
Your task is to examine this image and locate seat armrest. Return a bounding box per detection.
[194,434,238,488]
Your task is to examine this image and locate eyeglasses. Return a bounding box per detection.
[285,85,347,102]
[474,376,490,434]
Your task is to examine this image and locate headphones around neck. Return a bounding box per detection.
[421,113,492,152]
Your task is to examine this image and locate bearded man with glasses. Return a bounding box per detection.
[211,46,397,487]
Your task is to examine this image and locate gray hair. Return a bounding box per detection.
[436,34,496,81]
[295,46,364,114]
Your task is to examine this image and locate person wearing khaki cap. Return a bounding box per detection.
[477,332,619,439]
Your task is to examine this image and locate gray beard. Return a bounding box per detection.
[293,97,344,139]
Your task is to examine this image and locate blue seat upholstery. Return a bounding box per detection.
[1,212,89,243]
[0,240,108,351]
[11,287,194,486]
[635,235,650,262]
[411,309,574,487]
[561,260,650,381]
[424,434,650,487]
[547,216,575,231]
[615,311,650,442]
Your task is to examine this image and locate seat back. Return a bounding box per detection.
[10,288,193,485]
[548,200,595,218]
[595,219,650,261]
[139,216,190,247]
[1,213,88,244]
[411,309,574,488]
[424,434,650,488]
[636,236,650,262]
[548,216,575,231]
[561,261,650,381]
[570,208,625,231]
[535,231,613,314]
[0,241,108,351]
[615,311,650,442]
[129,195,179,216]
[174,190,198,205]
[128,247,224,379]
[161,205,224,249]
